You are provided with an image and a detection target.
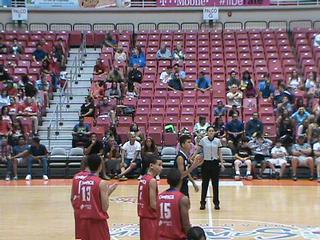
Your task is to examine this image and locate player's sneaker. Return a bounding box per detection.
[245,174,253,180]
[5,175,10,181]
[234,174,241,181]
[43,175,49,180]
[13,176,18,180]
[25,174,31,180]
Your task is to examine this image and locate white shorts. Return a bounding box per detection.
[294,156,311,167]
[16,157,27,166]
[315,157,320,165]
[267,158,287,166]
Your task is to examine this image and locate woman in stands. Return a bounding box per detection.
[240,70,256,98]
[288,69,303,91]
[106,81,121,100]
[140,137,160,180]
[173,44,185,61]
[114,46,127,63]
[8,121,24,146]
[80,96,95,118]
[1,106,12,125]
[130,123,144,142]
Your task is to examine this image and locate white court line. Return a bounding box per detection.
[207,183,213,227]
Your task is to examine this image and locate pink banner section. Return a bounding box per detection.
[157,0,270,7]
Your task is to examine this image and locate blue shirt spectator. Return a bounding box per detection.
[291,107,310,126]
[245,113,264,138]
[156,43,172,60]
[259,79,275,99]
[32,44,47,62]
[129,48,146,68]
[195,72,211,92]
[226,118,244,133]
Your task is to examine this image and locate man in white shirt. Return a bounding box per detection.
[312,135,320,182]
[265,141,288,179]
[227,84,243,107]
[193,116,210,144]
[160,66,173,83]
[118,132,141,181]
[314,33,320,47]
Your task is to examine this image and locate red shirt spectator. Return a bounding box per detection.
[0,116,11,136]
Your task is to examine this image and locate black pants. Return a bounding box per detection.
[201,161,220,206]
[180,177,189,197]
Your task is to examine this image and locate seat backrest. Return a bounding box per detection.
[220,147,234,162]
[51,147,67,156]
[161,146,177,156]
[69,147,84,156]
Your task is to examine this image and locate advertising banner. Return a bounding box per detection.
[26,0,116,8]
[157,0,270,7]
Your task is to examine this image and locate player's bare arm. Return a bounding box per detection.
[149,178,157,210]
[180,196,191,234]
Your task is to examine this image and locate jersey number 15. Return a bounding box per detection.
[160,202,171,220]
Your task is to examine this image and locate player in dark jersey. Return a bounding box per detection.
[71,158,90,240]
[78,154,117,240]
[137,155,163,240]
[175,134,203,197]
[159,168,192,240]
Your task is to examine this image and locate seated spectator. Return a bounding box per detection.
[234,137,252,180]
[104,125,121,145]
[0,114,12,137]
[85,133,104,156]
[249,133,273,179]
[32,43,48,62]
[0,37,7,54]
[227,85,243,107]
[172,44,185,61]
[312,97,320,117]
[305,71,317,95]
[130,123,144,142]
[80,96,95,118]
[51,43,66,69]
[140,137,159,179]
[106,81,121,99]
[11,136,29,180]
[228,104,240,117]
[19,74,37,98]
[259,73,275,100]
[214,100,227,117]
[91,80,105,100]
[107,66,124,83]
[104,136,121,178]
[8,97,19,119]
[288,70,303,91]
[0,136,13,181]
[226,113,244,150]
[160,66,173,83]
[1,106,12,125]
[93,59,107,76]
[0,89,11,109]
[117,132,142,181]
[156,43,172,60]
[128,64,142,84]
[240,70,256,98]
[274,81,294,105]
[193,116,210,144]
[213,116,226,140]
[291,134,314,181]
[277,117,295,148]
[195,71,211,92]
[129,46,146,68]
[173,63,186,81]
[8,121,24,146]
[312,135,320,182]
[0,65,11,82]
[277,95,295,115]
[245,112,264,139]
[72,116,91,148]
[10,38,23,55]
[291,107,310,126]
[297,114,312,137]
[307,115,320,144]
[126,81,139,98]
[227,71,240,90]
[103,32,117,49]
[114,46,127,63]
[313,33,320,47]
[264,140,288,179]
[16,97,39,134]
[5,80,18,97]
[168,72,184,91]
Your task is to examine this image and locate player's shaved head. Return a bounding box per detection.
[87,154,101,172]
[167,169,181,188]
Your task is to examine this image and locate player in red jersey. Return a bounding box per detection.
[159,168,192,240]
[71,158,90,240]
[137,155,163,240]
[78,154,117,240]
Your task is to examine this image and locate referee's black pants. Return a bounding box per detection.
[201,160,220,206]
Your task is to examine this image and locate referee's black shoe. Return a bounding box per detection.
[200,202,206,210]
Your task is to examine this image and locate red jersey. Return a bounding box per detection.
[79,174,109,220]
[71,170,89,210]
[137,174,158,219]
[158,189,186,240]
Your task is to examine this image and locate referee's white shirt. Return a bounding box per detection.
[199,136,222,161]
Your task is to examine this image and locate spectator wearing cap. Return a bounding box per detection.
[245,112,264,139]
[214,101,227,117]
[291,134,314,181]
[160,66,173,84]
[156,43,172,60]
[291,107,310,126]
[227,71,240,90]
[93,59,107,76]
[227,84,243,107]
[195,71,211,93]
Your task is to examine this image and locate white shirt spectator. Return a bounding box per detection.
[160,70,172,83]
[121,140,141,159]
[227,90,243,107]
[314,34,320,47]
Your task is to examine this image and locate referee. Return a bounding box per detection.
[196,125,225,210]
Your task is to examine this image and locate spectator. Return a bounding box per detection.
[213,116,226,140]
[249,133,272,179]
[187,226,207,240]
[195,71,212,92]
[213,100,227,117]
[0,65,11,82]
[103,32,117,49]
[51,43,66,69]
[16,97,39,134]
[313,33,320,47]
[126,80,139,98]
[1,106,12,125]
[291,107,310,126]
[288,70,303,91]
[0,89,11,108]
[128,64,143,84]
[0,114,11,137]
[5,80,18,97]
[245,112,264,138]
[228,104,240,117]
[307,115,320,144]
[240,70,256,98]
[193,116,210,143]
[80,96,95,118]
[259,73,275,99]
[8,121,24,146]
[156,43,172,60]
[107,66,124,84]
[129,46,146,68]
[72,116,91,148]
[91,80,105,100]
[0,136,13,181]
[0,37,8,54]
[11,136,29,180]
[36,73,50,107]
[173,63,186,81]
[297,115,312,137]
[312,135,320,182]
[227,71,240,90]
[291,135,314,181]
[277,95,295,115]
[114,46,127,63]
[140,137,159,179]
[173,44,185,61]
[84,133,104,156]
[104,125,121,145]
[118,132,142,181]
[93,59,107,76]
[277,117,295,148]
[32,43,48,62]
[130,123,144,142]
[168,72,184,91]
[312,97,320,117]
[160,66,173,83]
[274,81,294,105]
[106,81,121,99]
[10,38,23,55]
[8,97,19,119]
[104,136,121,178]
[265,140,288,179]
[305,71,317,95]
[227,84,243,107]
[19,74,37,98]
[226,113,244,150]
[234,137,252,180]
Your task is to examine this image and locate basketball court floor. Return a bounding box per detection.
[0,179,320,240]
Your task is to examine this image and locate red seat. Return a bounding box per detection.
[163,132,178,146]
[181,107,195,116]
[150,107,165,117]
[91,126,105,140]
[181,98,195,108]
[96,115,112,129]
[117,116,132,128]
[135,116,148,129]
[152,99,166,108]
[149,116,163,127]
[135,107,150,117]
[148,126,163,145]
[122,97,137,107]
[84,117,94,128]
[166,107,180,117]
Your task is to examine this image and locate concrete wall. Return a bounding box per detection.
[0,6,319,30]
